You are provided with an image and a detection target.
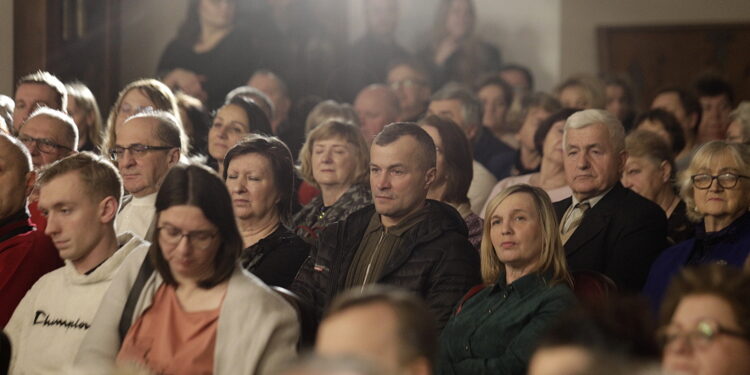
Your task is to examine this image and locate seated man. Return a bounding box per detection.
[5,152,149,374]
[316,286,437,375]
[12,71,67,134]
[112,109,183,241]
[292,123,480,329]
[554,109,667,293]
[387,59,432,122]
[16,107,78,170]
[0,134,62,327]
[354,84,401,144]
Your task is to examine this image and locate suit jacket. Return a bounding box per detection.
[553,183,668,293]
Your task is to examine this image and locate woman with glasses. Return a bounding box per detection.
[102,79,186,157]
[224,135,309,288]
[658,264,750,375]
[644,141,750,310]
[208,96,271,176]
[73,163,299,374]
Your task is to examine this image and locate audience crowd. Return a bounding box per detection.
[1,0,749,374]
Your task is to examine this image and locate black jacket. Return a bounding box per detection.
[553,183,668,293]
[290,200,481,329]
[240,225,310,289]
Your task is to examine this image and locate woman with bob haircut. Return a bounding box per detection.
[622,129,693,245]
[72,163,299,375]
[223,135,309,288]
[643,141,750,309]
[419,114,483,249]
[65,82,104,153]
[103,79,186,157]
[658,264,750,375]
[293,120,371,244]
[438,184,576,375]
[208,96,272,175]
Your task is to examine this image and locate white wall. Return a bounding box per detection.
[560,0,750,81]
[120,0,188,85]
[1,1,13,95]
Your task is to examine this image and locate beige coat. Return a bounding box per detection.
[70,246,299,375]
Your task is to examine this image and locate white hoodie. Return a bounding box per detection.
[5,232,149,375]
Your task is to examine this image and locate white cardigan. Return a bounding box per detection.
[70,246,300,375]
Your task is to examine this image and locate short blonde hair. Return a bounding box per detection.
[298,120,370,189]
[480,184,572,287]
[678,141,750,222]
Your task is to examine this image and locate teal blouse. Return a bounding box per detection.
[437,272,576,375]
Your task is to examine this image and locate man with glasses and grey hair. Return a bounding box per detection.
[16,107,78,170]
[554,109,667,293]
[112,109,183,241]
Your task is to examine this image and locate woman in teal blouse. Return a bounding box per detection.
[438,184,577,375]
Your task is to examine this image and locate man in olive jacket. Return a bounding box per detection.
[291,123,481,330]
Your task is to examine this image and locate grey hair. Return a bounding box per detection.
[224,85,275,119]
[123,109,185,154]
[23,106,79,151]
[563,109,625,153]
[730,101,750,141]
[430,82,481,131]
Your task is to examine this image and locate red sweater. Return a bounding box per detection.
[0,211,63,327]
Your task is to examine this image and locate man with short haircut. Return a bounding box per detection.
[316,286,436,375]
[112,109,182,241]
[429,83,515,179]
[694,75,734,144]
[387,60,432,122]
[12,71,67,134]
[5,152,149,374]
[651,88,701,166]
[0,134,62,327]
[292,123,480,329]
[353,84,401,144]
[17,107,78,169]
[554,109,667,292]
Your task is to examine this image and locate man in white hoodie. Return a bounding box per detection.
[4,152,150,374]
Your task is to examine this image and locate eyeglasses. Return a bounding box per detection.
[657,319,749,350]
[389,79,426,90]
[691,173,749,189]
[110,144,175,161]
[17,135,73,154]
[157,225,218,250]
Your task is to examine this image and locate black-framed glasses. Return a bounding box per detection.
[110,144,175,161]
[157,225,218,250]
[691,173,749,189]
[657,319,750,350]
[17,135,73,154]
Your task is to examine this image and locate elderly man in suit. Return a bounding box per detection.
[554,109,667,293]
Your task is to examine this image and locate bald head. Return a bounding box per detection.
[354,84,401,143]
[0,134,35,220]
[248,70,290,133]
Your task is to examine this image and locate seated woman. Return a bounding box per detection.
[103,79,187,157]
[477,75,516,148]
[643,141,750,309]
[726,101,750,145]
[658,264,750,375]
[481,109,576,216]
[419,114,483,249]
[510,92,562,176]
[438,184,577,375]
[622,130,694,245]
[65,82,104,153]
[633,108,686,158]
[207,96,271,175]
[72,164,299,374]
[223,135,309,288]
[294,121,371,244]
